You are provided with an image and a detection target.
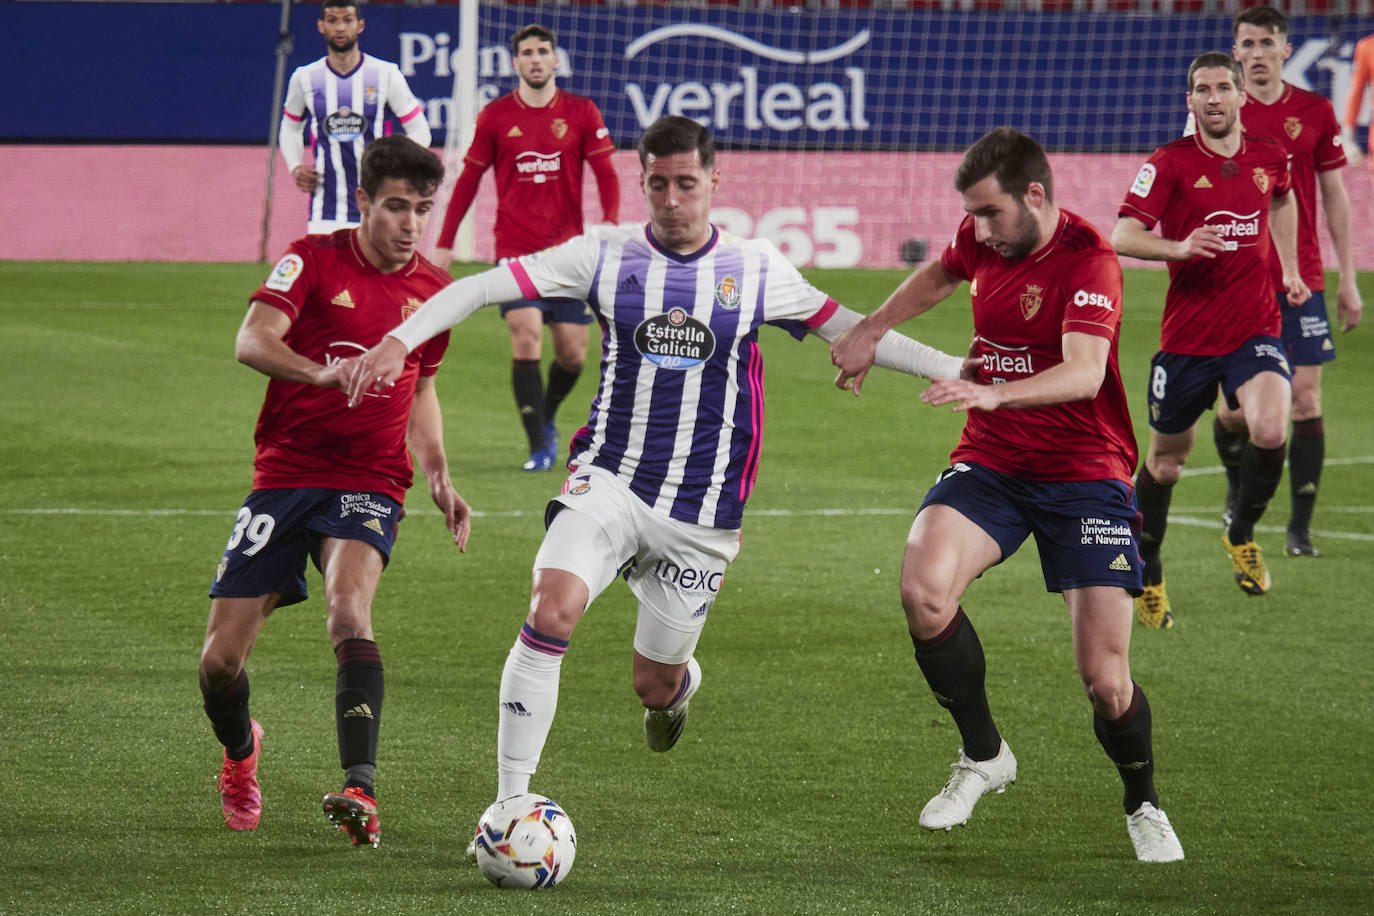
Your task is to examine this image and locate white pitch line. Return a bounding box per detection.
[1179,455,1374,478]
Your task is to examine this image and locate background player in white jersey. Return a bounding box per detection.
[279,0,432,234]
[343,116,962,839]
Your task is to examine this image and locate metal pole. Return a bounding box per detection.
[258,0,295,263]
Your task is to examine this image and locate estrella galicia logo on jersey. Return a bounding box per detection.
[324,107,367,141]
[266,253,304,292]
[714,275,742,310]
[635,308,716,370]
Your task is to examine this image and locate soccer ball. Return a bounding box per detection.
[473,794,577,889]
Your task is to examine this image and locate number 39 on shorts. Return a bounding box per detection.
[227,507,276,557]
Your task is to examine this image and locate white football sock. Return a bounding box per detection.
[496,630,565,800]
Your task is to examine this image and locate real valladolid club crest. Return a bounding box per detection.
[715,275,741,310]
[551,118,568,139]
[1284,116,1302,140]
[1253,167,1270,194]
[365,84,378,106]
[1020,284,1044,321]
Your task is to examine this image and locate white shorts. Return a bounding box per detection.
[534,464,741,665]
[306,217,359,235]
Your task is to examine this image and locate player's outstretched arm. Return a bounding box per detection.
[813,304,962,383]
[346,266,525,406]
[829,259,960,395]
[1111,216,1223,262]
[407,375,471,551]
[236,301,346,388]
[922,331,1108,414]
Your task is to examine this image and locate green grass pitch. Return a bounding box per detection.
[2,260,1371,913]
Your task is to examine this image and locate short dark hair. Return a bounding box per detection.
[511,24,557,54]
[319,0,360,19]
[1234,5,1288,39]
[359,136,444,199]
[1188,52,1244,92]
[637,116,716,172]
[954,127,1053,203]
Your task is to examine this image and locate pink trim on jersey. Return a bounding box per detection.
[805,297,840,328]
[282,109,304,122]
[508,260,539,300]
[398,105,424,123]
[740,340,765,502]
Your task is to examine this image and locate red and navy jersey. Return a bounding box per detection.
[248,229,451,502]
[439,89,616,260]
[940,210,1137,487]
[1120,132,1291,355]
[1240,83,1346,291]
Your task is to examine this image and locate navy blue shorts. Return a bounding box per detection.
[920,462,1144,596]
[499,296,593,324]
[1145,335,1291,434]
[1279,290,1336,366]
[208,488,402,607]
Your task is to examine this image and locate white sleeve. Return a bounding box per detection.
[811,305,964,379]
[389,67,432,148]
[279,71,307,170]
[389,267,524,353]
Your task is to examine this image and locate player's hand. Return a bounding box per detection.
[958,356,981,381]
[1337,277,1364,332]
[430,479,472,552]
[1177,226,1227,260]
[346,336,408,407]
[1282,274,1311,308]
[1341,128,1364,168]
[291,165,319,193]
[920,377,1001,413]
[831,326,880,396]
[431,246,455,272]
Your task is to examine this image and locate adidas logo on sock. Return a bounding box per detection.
[1108,553,1133,571]
[617,274,642,294]
[343,704,374,720]
[501,701,530,717]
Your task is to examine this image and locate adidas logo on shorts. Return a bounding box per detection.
[1108,553,1133,572]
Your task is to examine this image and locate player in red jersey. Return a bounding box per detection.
[1212,7,1363,559]
[832,128,1183,863]
[198,136,472,848]
[434,24,620,473]
[1114,52,1307,627]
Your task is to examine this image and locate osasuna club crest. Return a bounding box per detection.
[1019,283,1044,321]
[715,275,741,310]
[1252,167,1270,194]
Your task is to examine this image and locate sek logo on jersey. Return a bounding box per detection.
[635,308,716,369]
[324,107,367,141]
[1073,289,1114,310]
[1130,163,1157,198]
[266,254,305,291]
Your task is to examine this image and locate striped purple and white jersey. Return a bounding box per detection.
[281,54,428,227]
[508,224,838,530]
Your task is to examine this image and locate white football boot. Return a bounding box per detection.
[1127,802,1185,862]
[918,740,1017,831]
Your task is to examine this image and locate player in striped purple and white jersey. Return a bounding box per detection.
[345,117,961,814]
[279,0,431,234]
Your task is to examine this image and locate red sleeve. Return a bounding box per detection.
[250,240,317,320]
[1118,151,1169,229]
[938,216,975,282]
[1060,249,1124,340]
[588,151,620,225]
[415,330,452,376]
[436,162,485,250]
[1314,97,1348,172]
